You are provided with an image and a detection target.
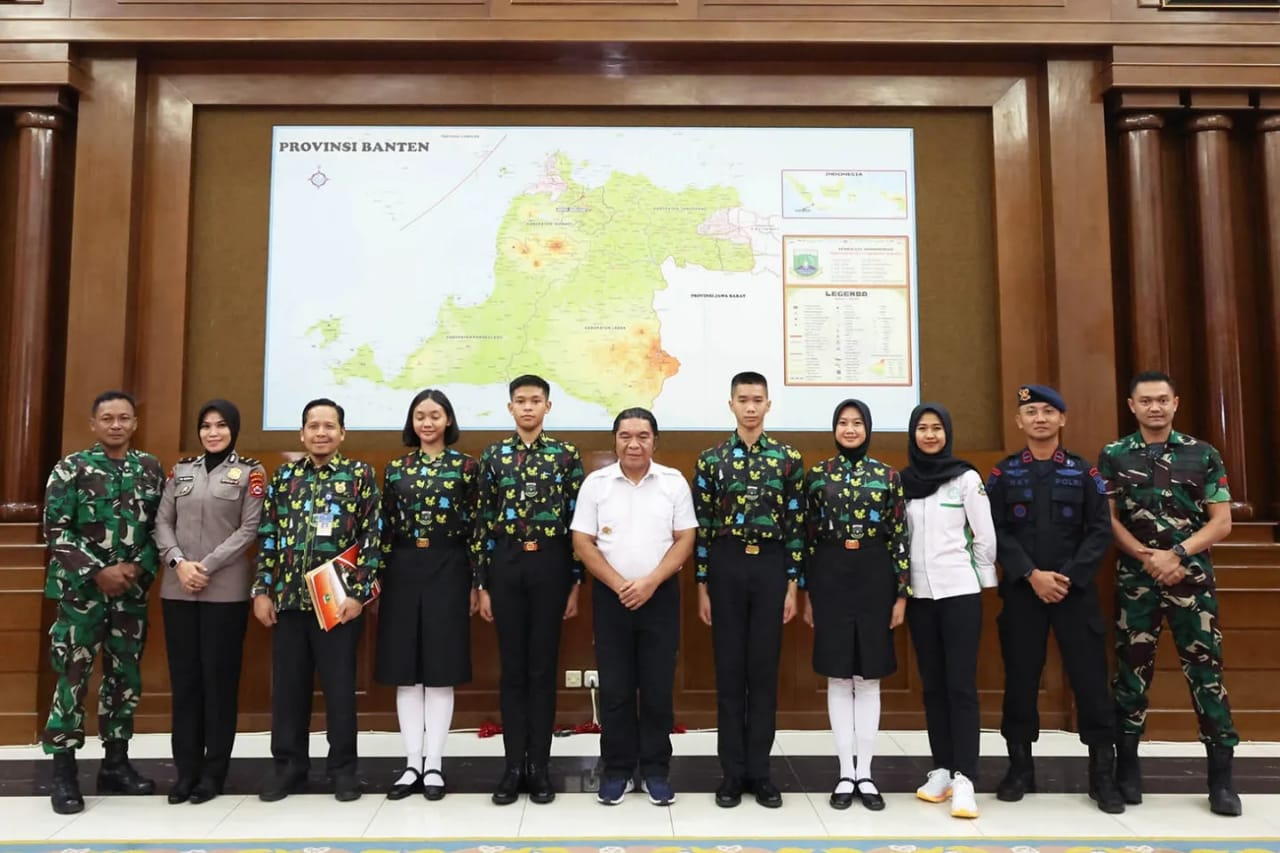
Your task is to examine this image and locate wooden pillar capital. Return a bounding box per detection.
[14,111,66,132]
[1116,113,1165,133]
[1187,113,1233,133]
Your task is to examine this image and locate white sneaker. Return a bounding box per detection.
[950,772,978,818]
[916,767,952,803]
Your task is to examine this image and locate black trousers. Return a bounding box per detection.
[162,598,249,785]
[489,538,573,766]
[907,593,982,781]
[592,576,680,780]
[998,580,1114,745]
[270,609,362,776]
[707,539,787,782]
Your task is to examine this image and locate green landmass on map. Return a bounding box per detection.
[333,344,385,385]
[331,152,755,412]
[307,316,343,347]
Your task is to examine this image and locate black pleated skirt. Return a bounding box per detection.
[374,543,473,687]
[808,540,899,680]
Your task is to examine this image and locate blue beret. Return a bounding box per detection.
[1017,384,1066,413]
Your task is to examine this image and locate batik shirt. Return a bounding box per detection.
[43,444,165,600]
[1097,430,1229,588]
[693,431,805,583]
[252,453,382,610]
[475,433,585,587]
[804,454,911,596]
[382,448,481,576]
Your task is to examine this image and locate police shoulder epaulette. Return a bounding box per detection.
[177,455,200,465]
[237,456,262,467]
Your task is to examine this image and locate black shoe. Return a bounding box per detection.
[387,767,423,801]
[97,740,155,795]
[1087,743,1126,815]
[753,778,782,808]
[995,742,1035,802]
[527,764,555,804]
[715,777,743,808]
[334,772,362,802]
[423,768,447,801]
[50,752,84,815]
[492,766,523,806]
[829,777,856,810]
[1207,743,1243,817]
[259,769,307,802]
[188,777,220,805]
[1116,733,1143,805]
[855,778,886,811]
[168,776,196,805]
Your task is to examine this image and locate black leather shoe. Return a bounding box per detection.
[168,777,196,805]
[334,773,362,802]
[715,777,743,808]
[387,767,423,801]
[258,769,307,802]
[492,766,523,806]
[829,777,856,810]
[855,778,886,811]
[996,742,1036,802]
[527,764,555,804]
[753,778,783,808]
[50,752,84,815]
[423,768,447,801]
[188,778,220,805]
[97,740,155,795]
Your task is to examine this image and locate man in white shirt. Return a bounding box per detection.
[571,407,697,807]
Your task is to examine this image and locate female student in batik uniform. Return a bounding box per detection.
[376,389,480,801]
[803,399,909,812]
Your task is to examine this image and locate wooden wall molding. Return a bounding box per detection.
[0,44,87,93]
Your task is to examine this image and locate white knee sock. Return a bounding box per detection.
[423,686,455,782]
[396,684,427,785]
[853,676,882,793]
[827,677,856,794]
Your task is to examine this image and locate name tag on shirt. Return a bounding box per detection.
[314,512,334,537]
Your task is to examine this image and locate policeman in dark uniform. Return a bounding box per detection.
[986,384,1125,814]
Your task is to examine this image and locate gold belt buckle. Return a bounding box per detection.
[415,538,431,549]
[844,539,861,551]
[522,541,540,552]
[744,543,760,555]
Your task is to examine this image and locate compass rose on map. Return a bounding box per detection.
[308,166,330,189]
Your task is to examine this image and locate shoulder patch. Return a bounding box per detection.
[248,469,266,499]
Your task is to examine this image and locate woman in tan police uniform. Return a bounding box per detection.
[154,399,266,805]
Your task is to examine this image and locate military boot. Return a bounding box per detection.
[97,740,155,795]
[1115,733,1143,805]
[1087,743,1126,814]
[50,751,85,815]
[1206,744,1243,816]
[995,742,1035,802]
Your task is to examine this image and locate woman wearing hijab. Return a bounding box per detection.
[900,402,997,820]
[803,400,910,811]
[377,389,479,801]
[154,400,267,805]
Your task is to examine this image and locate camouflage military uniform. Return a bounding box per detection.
[42,444,165,754]
[1097,430,1238,747]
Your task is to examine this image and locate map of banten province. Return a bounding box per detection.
[327,153,756,413]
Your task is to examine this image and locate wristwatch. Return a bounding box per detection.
[1172,543,1189,563]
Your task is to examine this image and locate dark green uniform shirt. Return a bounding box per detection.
[693,431,805,583]
[252,453,382,610]
[1097,430,1230,588]
[475,433,585,588]
[43,444,165,600]
[381,448,481,578]
[804,454,911,596]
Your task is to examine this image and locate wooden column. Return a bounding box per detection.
[1260,114,1280,519]
[0,111,65,522]
[1188,114,1252,520]
[1116,113,1171,373]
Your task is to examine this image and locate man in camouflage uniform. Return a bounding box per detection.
[42,390,166,814]
[1097,370,1240,817]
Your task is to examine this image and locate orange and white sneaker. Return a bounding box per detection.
[950,772,978,818]
[916,768,953,803]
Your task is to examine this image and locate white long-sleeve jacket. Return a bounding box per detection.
[906,469,998,599]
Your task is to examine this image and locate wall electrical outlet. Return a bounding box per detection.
[583,669,599,689]
[564,670,583,689]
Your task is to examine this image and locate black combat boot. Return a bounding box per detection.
[50,751,85,815]
[1087,743,1126,814]
[1206,743,1243,816]
[1115,733,1143,805]
[97,740,155,795]
[995,742,1035,802]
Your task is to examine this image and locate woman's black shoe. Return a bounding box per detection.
[855,778,886,811]
[386,767,423,801]
[423,769,447,801]
[167,777,196,805]
[829,777,857,810]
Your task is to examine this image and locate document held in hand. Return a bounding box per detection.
[304,544,380,631]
